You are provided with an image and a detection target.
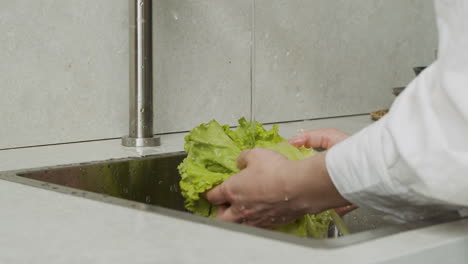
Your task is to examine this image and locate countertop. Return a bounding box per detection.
[1,115,467,264]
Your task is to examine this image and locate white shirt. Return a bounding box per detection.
[327,0,468,221]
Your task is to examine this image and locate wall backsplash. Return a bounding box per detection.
[0,0,436,149]
[254,0,437,123]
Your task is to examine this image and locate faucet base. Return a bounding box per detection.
[121,136,161,147]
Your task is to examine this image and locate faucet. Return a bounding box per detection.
[122,0,161,147]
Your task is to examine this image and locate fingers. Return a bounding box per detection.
[289,130,330,148]
[206,149,253,206]
[205,183,229,206]
[216,205,282,228]
[206,179,243,223]
[289,129,350,150]
[288,136,307,147]
[216,206,242,222]
[335,205,358,216]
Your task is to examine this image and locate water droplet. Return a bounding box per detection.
[270,218,276,222]
[172,11,179,21]
[297,128,305,134]
[284,196,289,201]
[140,108,145,113]
[158,181,163,185]
[146,196,151,203]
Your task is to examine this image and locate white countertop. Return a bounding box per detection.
[1,115,467,264]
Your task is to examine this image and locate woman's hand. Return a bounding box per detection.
[205,128,354,228]
[206,148,311,227]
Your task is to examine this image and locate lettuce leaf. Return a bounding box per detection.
[178,118,332,238]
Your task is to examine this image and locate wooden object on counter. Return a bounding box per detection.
[371,109,389,121]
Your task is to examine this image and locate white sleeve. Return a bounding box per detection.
[326,0,468,221]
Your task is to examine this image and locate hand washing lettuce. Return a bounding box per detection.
[178,118,333,238]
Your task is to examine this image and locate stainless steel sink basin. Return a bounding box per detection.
[0,152,457,248]
[17,152,188,213]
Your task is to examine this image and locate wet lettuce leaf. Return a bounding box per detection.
[178,118,332,238]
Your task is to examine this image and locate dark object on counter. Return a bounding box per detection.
[413,66,427,76]
[392,87,406,96]
[392,66,428,96]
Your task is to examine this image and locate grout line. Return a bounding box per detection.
[0,137,122,152]
[261,113,370,126]
[0,113,370,152]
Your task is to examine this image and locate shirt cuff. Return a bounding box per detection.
[325,117,460,222]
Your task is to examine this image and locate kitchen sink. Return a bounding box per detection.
[0,152,458,248]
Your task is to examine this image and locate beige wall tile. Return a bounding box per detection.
[254,0,437,123]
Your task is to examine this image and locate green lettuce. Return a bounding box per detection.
[178,118,333,238]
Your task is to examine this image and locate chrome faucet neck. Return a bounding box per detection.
[122,0,160,147]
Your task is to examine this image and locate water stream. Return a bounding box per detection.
[249,0,257,147]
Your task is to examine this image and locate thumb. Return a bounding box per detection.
[236,149,251,170]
